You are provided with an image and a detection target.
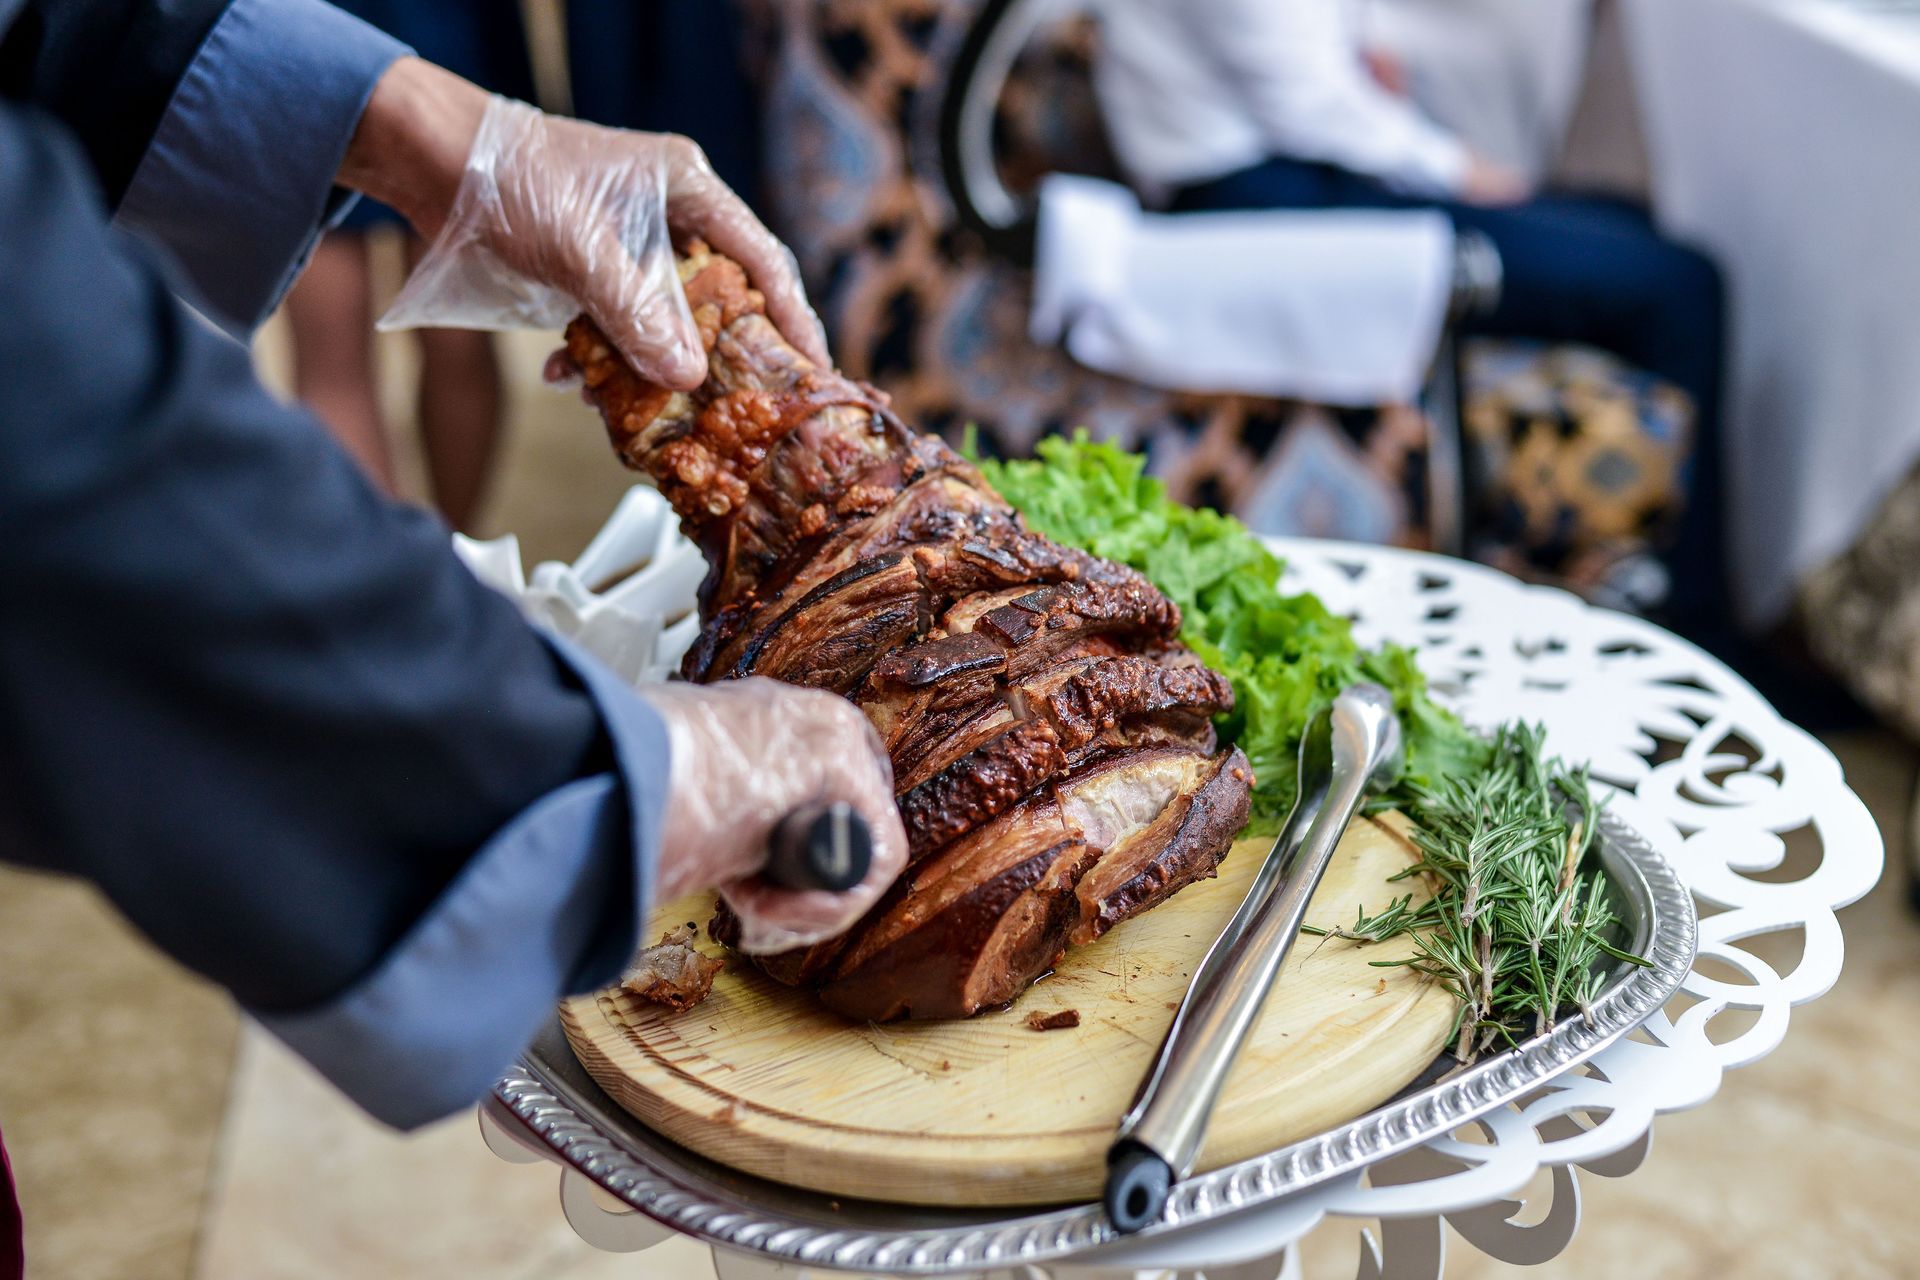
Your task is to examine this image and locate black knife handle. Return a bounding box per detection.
[763,802,873,893]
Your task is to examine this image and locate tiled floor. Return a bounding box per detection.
[193,1027,650,1280]
[2,313,1915,1279]
[0,868,236,1280]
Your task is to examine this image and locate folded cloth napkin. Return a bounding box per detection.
[1030,175,1455,406]
[452,485,703,686]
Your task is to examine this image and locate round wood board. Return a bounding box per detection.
[561,811,1457,1207]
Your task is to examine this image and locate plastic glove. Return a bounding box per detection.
[379,96,828,389]
[642,678,907,954]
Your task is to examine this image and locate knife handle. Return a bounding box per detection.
[763,802,873,893]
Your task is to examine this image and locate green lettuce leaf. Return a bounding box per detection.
[970,431,1488,831]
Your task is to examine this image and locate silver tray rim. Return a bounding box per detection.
[492,808,1697,1274]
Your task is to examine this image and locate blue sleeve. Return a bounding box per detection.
[112,0,410,334]
[260,638,673,1130]
[0,0,231,203]
[0,106,668,1127]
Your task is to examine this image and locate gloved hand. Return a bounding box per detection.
[641,678,908,954]
[379,94,829,388]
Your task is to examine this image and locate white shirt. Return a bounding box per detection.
[1361,0,1594,184]
[1093,0,1471,197]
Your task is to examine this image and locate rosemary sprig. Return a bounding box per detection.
[1305,722,1650,1063]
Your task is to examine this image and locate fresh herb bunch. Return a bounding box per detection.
[1311,723,1650,1061]
[969,431,1489,830]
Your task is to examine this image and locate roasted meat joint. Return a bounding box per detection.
[565,242,1253,1020]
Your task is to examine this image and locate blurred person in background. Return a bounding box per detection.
[1354,0,1597,194]
[1094,0,1729,625]
[282,0,530,530]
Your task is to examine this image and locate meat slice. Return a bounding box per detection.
[1039,655,1231,750]
[880,646,1212,781]
[714,459,1016,617]
[719,552,928,692]
[890,696,1021,794]
[895,656,1235,860]
[897,719,1067,861]
[1063,746,1254,943]
[950,579,1181,683]
[817,800,1099,1021]
[705,534,1177,691]
[913,575,1178,676]
[817,745,1251,1020]
[699,430,969,619]
[856,573,1183,771]
[684,470,1009,682]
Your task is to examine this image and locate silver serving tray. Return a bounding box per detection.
[492,810,1697,1274]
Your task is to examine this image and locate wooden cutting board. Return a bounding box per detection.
[561,811,1456,1206]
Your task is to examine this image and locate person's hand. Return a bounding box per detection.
[1458,151,1531,207]
[641,678,908,954]
[339,59,827,388]
[1362,47,1411,97]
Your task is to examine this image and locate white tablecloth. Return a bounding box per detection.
[1624,0,1920,625]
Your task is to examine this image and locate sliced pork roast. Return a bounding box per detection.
[566,242,1253,1019]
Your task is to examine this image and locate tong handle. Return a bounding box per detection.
[1104,685,1401,1233]
[763,802,873,893]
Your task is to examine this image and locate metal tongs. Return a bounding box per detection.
[1103,683,1403,1232]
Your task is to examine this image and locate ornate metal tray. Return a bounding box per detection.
[490,808,1696,1275]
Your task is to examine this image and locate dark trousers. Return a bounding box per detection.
[1175,156,1729,622]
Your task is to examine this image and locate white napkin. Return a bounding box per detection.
[453,484,703,685]
[1030,175,1455,406]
